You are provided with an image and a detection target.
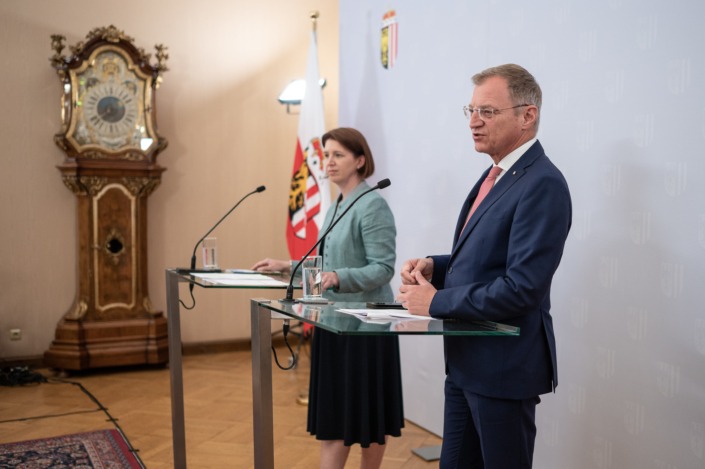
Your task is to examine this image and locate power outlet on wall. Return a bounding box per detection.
[9,329,21,341]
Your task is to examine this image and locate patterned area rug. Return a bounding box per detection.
[0,429,142,468]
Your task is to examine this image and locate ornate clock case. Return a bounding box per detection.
[44,26,169,370]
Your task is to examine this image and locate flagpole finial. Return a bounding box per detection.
[310,11,319,32]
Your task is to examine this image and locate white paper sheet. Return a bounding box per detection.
[336,308,435,321]
[191,272,288,287]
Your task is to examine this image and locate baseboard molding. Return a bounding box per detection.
[1,334,297,370]
[0,355,44,369]
[181,338,252,355]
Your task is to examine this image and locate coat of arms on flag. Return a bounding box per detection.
[286,28,330,260]
[381,10,398,69]
[288,136,325,248]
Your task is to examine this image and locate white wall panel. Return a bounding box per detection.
[339,1,705,466]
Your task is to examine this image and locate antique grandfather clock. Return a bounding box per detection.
[44,26,169,370]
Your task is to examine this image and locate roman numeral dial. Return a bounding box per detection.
[83,82,139,138]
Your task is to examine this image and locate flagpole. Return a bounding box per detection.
[310,11,319,33]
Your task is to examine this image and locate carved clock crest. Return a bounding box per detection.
[44,26,169,370]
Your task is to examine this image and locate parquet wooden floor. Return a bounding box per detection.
[0,344,441,468]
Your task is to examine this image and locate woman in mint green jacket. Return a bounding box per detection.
[253,128,403,469]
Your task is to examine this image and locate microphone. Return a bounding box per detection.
[281,178,391,303]
[183,185,266,273]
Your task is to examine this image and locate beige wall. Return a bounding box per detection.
[0,0,339,360]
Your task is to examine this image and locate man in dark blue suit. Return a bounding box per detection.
[397,64,572,469]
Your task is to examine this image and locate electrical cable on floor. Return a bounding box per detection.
[271,320,297,370]
[0,366,146,469]
[49,377,147,469]
[0,409,101,424]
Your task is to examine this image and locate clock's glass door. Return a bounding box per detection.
[69,47,155,154]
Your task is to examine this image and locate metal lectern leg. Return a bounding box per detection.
[166,271,187,469]
[251,299,274,469]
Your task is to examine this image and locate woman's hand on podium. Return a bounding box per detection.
[251,258,291,275]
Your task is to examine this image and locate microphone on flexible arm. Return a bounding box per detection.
[280,178,391,303]
[181,185,266,275]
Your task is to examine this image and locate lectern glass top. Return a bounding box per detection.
[173,269,291,289]
[257,300,520,337]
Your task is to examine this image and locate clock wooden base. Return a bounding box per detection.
[44,315,168,371]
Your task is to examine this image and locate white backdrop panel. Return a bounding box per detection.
[338,1,705,467]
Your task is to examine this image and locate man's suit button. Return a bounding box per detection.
[448,266,453,274]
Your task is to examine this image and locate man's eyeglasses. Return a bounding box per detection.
[463,104,531,121]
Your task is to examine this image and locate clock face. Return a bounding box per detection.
[83,82,139,138]
[68,47,155,153]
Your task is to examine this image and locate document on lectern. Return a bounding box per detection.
[191,272,288,287]
[337,308,434,321]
